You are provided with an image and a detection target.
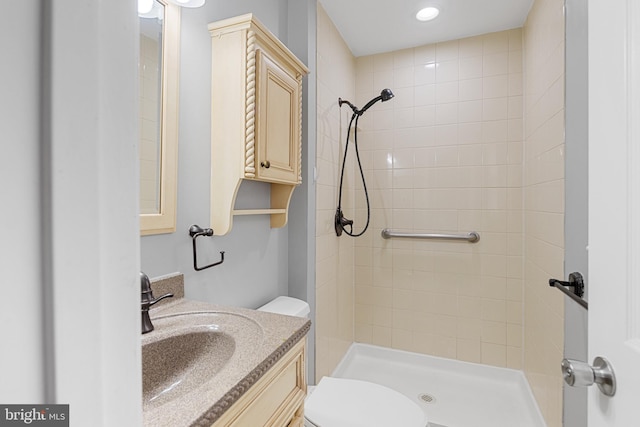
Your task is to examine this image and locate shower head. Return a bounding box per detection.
[338,88,394,117]
[380,88,394,102]
[358,88,394,115]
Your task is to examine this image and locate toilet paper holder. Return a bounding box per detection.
[189,224,225,271]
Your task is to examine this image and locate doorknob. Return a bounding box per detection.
[561,357,616,397]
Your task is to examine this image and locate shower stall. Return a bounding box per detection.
[315,0,566,425]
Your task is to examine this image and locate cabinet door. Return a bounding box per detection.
[255,49,300,184]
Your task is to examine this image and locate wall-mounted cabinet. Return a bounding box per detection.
[208,14,308,236]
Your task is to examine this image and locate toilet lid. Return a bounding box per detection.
[305,377,428,427]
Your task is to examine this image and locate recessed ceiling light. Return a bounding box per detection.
[416,7,440,22]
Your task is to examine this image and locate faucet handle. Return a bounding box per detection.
[149,292,174,307]
[141,292,174,334]
[140,271,174,306]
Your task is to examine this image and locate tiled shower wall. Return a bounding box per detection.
[523,0,566,425]
[315,2,566,424]
[315,4,356,379]
[352,30,525,368]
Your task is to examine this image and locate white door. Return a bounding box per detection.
[588,0,640,424]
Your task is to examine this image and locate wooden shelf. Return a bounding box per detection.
[233,209,287,216]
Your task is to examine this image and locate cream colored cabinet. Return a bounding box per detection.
[211,339,306,427]
[208,14,308,235]
[255,49,301,184]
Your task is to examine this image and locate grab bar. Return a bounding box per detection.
[549,272,588,310]
[381,229,480,243]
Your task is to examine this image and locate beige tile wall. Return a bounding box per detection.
[352,30,524,369]
[523,0,566,425]
[315,4,357,380]
[316,5,566,422]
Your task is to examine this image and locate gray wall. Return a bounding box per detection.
[140,0,319,383]
[2,0,45,402]
[2,1,141,423]
[563,0,588,425]
[141,0,296,309]
[286,0,318,384]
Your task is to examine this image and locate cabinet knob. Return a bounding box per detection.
[261,160,271,169]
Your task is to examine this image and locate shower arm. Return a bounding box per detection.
[338,89,394,117]
[338,98,359,115]
[338,96,382,116]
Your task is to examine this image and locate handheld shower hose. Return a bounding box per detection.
[335,89,394,237]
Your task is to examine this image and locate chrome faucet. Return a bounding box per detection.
[141,271,174,334]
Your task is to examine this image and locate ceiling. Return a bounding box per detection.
[318,0,534,57]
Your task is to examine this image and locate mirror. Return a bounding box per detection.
[139,0,180,235]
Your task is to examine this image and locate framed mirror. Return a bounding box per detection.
[139,0,180,235]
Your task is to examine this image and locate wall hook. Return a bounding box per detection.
[189,224,225,271]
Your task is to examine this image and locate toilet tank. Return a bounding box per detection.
[257,296,310,318]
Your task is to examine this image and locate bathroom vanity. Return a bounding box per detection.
[142,276,310,426]
[210,339,306,427]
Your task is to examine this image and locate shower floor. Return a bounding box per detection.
[329,344,546,427]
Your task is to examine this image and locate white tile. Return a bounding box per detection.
[393,48,415,69]
[436,40,459,61]
[393,149,415,169]
[414,63,436,85]
[355,71,374,96]
[483,75,509,99]
[459,56,483,80]
[508,73,523,96]
[415,84,436,106]
[373,52,394,72]
[459,144,484,165]
[458,123,483,145]
[459,100,483,123]
[434,124,459,146]
[483,31,509,54]
[508,96,523,119]
[436,59,460,83]
[482,142,509,165]
[414,148,436,168]
[374,70,394,91]
[436,103,458,125]
[392,86,414,108]
[483,98,509,121]
[509,50,523,73]
[394,107,415,129]
[482,120,509,143]
[459,78,483,101]
[436,81,459,103]
[483,52,509,76]
[434,146,459,167]
[459,36,484,58]
[414,105,436,127]
[414,44,436,64]
[394,67,415,88]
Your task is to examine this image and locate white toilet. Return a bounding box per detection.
[258,296,428,427]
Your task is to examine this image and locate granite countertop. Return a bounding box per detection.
[141,278,310,427]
